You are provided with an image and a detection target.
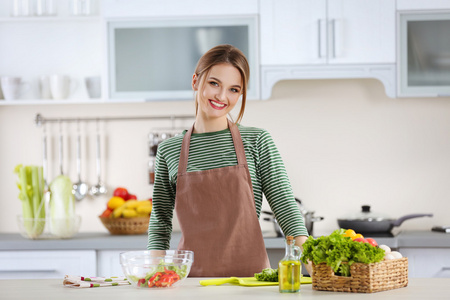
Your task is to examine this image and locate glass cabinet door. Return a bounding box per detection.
[399,12,450,97]
[107,17,258,101]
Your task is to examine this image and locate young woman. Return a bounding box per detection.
[147,44,310,277]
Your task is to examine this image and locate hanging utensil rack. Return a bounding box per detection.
[34,113,195,126]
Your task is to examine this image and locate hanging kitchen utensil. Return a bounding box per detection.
[58,120,63,175]
[89,120,107,197]
[42,123,51,216]
[337,205,433,233]
[73,120,88,201]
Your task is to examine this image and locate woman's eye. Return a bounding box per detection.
[209,81,218,87]
[231,88,240,93]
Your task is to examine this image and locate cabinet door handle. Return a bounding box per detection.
[318,19,326,59]
[317,19,322,58]
[331,19,336,58]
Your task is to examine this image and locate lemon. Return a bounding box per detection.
[107,196,125,210]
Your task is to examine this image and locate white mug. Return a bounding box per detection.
[0,76,29,101]
[39,75,51,99]
[85,76,101,98]
[49,75,77,100]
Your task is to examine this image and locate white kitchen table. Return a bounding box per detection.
[1,278,449,300]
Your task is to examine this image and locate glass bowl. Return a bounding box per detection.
[120,250,194,288]
[17,215,81,239]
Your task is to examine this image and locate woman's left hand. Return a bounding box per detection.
[294,235,313,275]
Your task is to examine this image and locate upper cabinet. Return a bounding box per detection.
[259,0,397,99]
[103,0,258,18]
[260,0,396,66]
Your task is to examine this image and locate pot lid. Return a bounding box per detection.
[338,205,391,222]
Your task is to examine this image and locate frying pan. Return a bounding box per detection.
[337,205,433,233]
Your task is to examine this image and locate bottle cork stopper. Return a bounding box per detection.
[286,236,294,242]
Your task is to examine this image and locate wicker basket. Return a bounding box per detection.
[312,257,408,293]
[99,216,150,235]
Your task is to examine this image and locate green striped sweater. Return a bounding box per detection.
[147,124,308,250]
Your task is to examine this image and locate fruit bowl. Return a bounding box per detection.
[99,216,150,235]
[120,250,194,288]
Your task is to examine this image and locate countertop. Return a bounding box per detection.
[1,230,450,251]
[2,278,450,300]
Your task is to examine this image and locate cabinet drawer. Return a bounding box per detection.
[0,250,96,279]
[399,248,450,278]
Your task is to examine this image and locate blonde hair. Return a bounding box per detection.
[193,44,250,124]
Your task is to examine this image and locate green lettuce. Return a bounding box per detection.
[255,268,279,282]
[300,229,385,276]
[49,175,76,237]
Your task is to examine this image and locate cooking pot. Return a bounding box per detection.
[337,205,433,233]
[262,198,323,236]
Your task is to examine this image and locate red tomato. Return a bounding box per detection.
[113,187,129,199]
[365,238,378,247]
[127,194,137,200]
[353,237,368,243]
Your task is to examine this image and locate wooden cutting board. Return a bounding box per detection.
[199,276,312,287]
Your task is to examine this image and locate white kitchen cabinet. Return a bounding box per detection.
[399,248,450,278]
[103,0,258,18]
[97,250,126,277]
[0,250,96,279]
[259,0,327,65]
[259,0,396,65]
[397,0,450,11]
[259,0,396,99]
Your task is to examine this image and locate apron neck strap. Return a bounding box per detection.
[177,119,247,175]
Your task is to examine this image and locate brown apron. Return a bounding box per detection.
[175,119,271,277]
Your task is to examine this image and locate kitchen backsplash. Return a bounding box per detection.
[1,78,449,235]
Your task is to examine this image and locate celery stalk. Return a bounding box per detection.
[15,164,45,238]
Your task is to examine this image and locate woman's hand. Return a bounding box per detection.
[294,235,313,275]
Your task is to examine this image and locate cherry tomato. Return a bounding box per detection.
[353,237,368,243]
[113,187,129,199]
[365,238,378,247]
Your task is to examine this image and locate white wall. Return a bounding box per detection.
[1,78,450,235]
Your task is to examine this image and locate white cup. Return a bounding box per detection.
[39,75,51,99]
[85,76,101,98]
[49,75,77,100]
[0,76,29,101]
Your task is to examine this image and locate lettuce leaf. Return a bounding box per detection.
[300,229,385,276]
[255,268,279,282]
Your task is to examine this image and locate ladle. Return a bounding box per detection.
[89,120,107,196]
[58,120,63,175]
[73,120,89,201]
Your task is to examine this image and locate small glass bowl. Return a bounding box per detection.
[120,250,194,289]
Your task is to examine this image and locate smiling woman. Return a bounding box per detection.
[147,44,310,277]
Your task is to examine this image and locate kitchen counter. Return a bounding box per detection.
[2,278,450,300]
[0,232,292,250]
[1,230,449,251]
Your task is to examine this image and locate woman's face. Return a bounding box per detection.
[193,63,242,121]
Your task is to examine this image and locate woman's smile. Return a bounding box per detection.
[209,99,227,110]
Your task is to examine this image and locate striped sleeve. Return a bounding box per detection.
[256,130,309,237]
[147,144,176,250]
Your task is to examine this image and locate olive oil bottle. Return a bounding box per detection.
[278,236,301,293]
